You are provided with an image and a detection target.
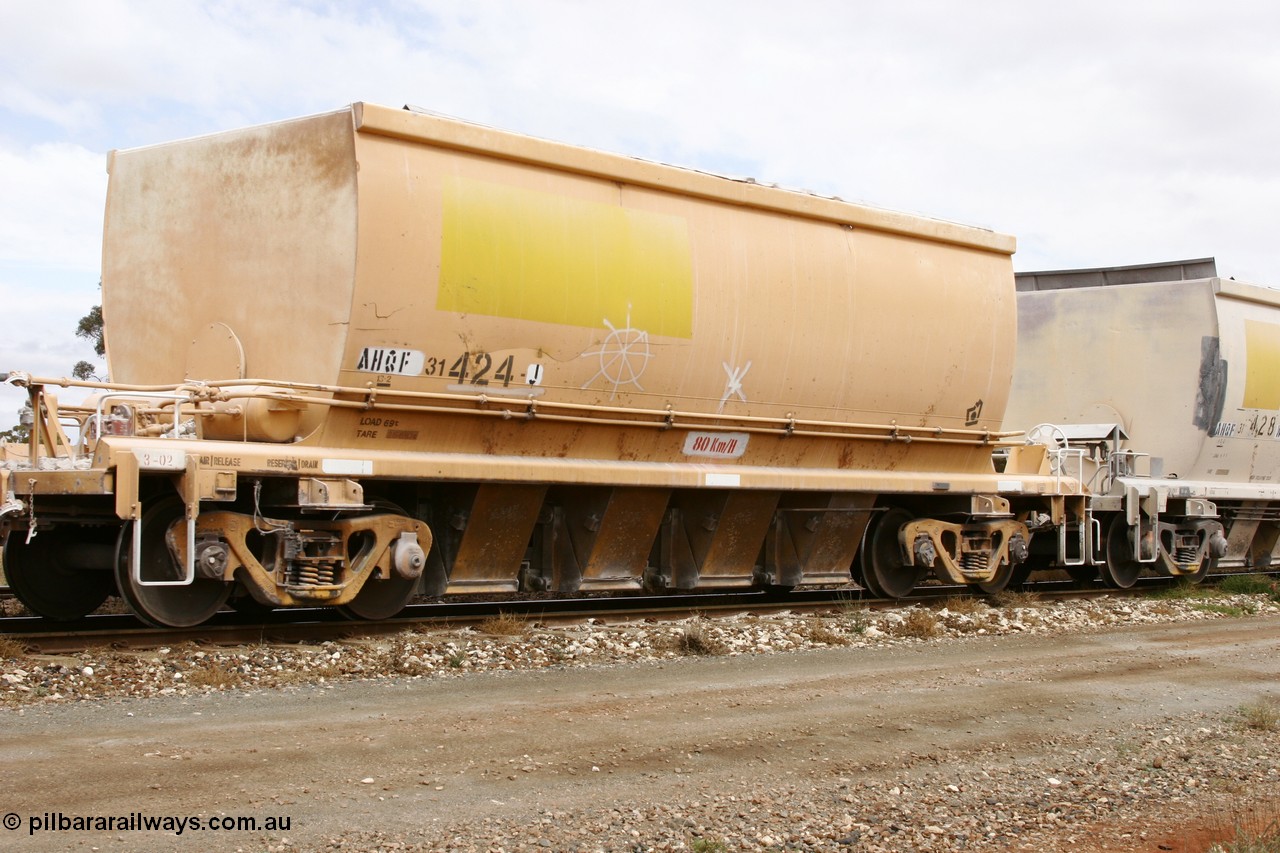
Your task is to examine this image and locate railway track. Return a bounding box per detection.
[0,573,1247,654]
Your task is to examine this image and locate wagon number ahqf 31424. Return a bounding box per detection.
[356,347,519,387]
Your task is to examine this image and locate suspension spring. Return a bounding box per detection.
[961,551,989,576]
[290,559,338,587]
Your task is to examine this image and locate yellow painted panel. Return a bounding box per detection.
[1244,320,1280,409]
[439,176,693,338]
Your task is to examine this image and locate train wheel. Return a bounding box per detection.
[975,561,1015,595]
[115,496,231,628]
[1066,565,1098,585]
[1179,563,1210,585]
[227,593,275,618]
[338,574,417,620]
[1007,555,1050,590]
[859,508,923,599]
[337,503,420,620]
[1101,515,1144,589]
[4,532,114,620]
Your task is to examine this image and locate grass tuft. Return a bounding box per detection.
[689,839,730,853]
[938,595,987,615]
[803,617,847,646]
[658,618,727,656]
[0,635,26,659]
[1236,698,1280,733]
[1196,602,1257,618]
[477,611,528,636]
[1209,788,1280,852]
[991,589,1041,609]
[837,602,872,634]
[184,661,243,689]
[891,608,940,639]
[1150,580,1217,601]
[1220,574,1280,601]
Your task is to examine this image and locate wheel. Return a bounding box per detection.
[1101,515,1144,589]
[337,502,420,620]
[1179,561,1210,585]
[1066,565,1098,585]
[337,573,418,620]
[975,560,1015,595]
[115,496,231,628]
[858,507,923,599]
[1007,555,1047,590]
[227,593,275,618]
[4,530,114,620]
[1026,423,1069,451]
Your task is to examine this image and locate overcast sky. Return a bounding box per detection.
[2,0,1278,422]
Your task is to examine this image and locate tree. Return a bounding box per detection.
[73,303,104,379]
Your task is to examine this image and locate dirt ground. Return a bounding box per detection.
[0,616,1277,852]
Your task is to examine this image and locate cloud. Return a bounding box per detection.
[0,143,105,270]
[0,274,101,427]
[2,0,1280,289]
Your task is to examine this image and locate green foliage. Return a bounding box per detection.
[1195,602,1256,618]
[689,839,729,853]
[1149,580,1218,600]
[1236,699,1280,733]
[1209,786,1280,853]
[1219,574,1280,601]
[75,303,104,358]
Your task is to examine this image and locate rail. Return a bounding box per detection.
[0,574,1249,654]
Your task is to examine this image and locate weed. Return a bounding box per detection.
[803,617,847,646]
[275,663,337,685]
[689,839,730,853]
[991,589,1041,609]
[448,651,467,668]
[1196,603,1255,618]
[0,635,26,659]
[1209,788,1280,852]
[838,604,872,634]
[1220,574,1280,601]
[891,608,940,639]
[658,619,727,656]
[184,661,242,689]
[478,611,528,636]
[1236,699,1280,733]
[938,595,987,615]
[1150,580,1217,601]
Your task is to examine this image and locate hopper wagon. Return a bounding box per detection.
[0,103,1069,627]
[1005,259,1280,586]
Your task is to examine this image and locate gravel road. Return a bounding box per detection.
[0,595,1277,852]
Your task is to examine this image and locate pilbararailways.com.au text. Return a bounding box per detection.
[8,812,291,836]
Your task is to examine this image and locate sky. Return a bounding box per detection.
[2,0,1279,422]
